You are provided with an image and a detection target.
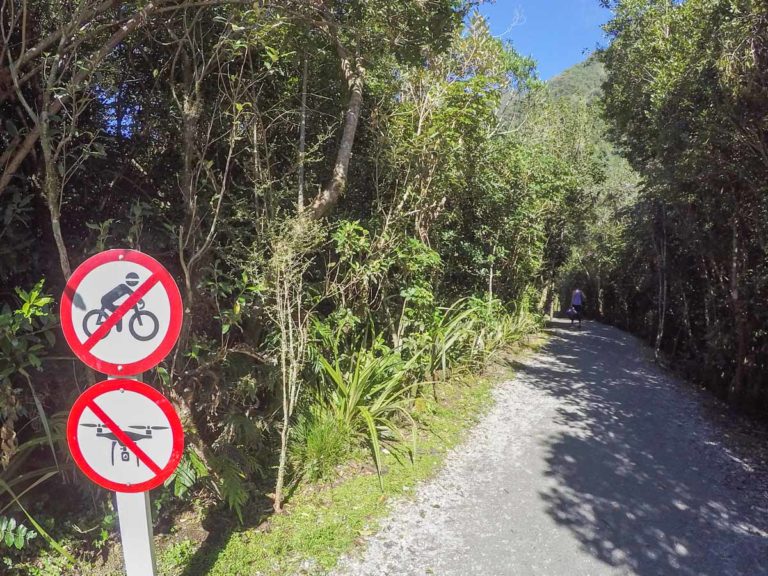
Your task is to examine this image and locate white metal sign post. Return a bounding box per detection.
[62,250,184,576]
[111,375,159,576]
[116,490,156,575]
[114,374,157,576]
[113,372,156,576]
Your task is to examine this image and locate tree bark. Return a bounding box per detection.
[308,51,364,219]
[729,215,748,403]
[297,54,308,212]
[596,273,604,318]
[274,394,290,513]
[653,205,667,361]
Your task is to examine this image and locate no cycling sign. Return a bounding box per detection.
[61,249,185,575]
[60,249,183,375]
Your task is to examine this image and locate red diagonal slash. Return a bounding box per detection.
[83,274,160,351]
[86,399,163,475]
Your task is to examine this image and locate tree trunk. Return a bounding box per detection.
[297,54,308,212]
[38,103,72,281]
[273,402,290,513]
[729,215,748,403]
[308,54,364,219]
[488,260,494,307]
[596,274,604,318]
[653,206,667,361]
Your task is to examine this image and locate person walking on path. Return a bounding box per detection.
[571,288,586,327]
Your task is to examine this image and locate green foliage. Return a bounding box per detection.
[296,295,538,490]
[198,366,496,576]
[211,454,250,524]
[0,191,35,282]
[0,281,61,547]
[597,0,768,404]
[377,12,598,304]
[315,343,419,488]
[0,516,37,550]
[420,299,480,379]
[1,280,56,383]
[159,539,198,573]
[166,448,210,498]
[465,297,540,359]
[0,476,74,565]
[332,221,371,261]
[548,57,607,102]
[409,296,537,381]
[0,0,601,565]
[289,405,351,482]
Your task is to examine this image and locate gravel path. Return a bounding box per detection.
[332,319,768,576]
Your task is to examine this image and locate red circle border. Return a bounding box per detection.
[60,249,183,376]
[66,379,184,493]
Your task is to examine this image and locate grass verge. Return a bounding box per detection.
[165,350,532,576]
[187,372,494,575]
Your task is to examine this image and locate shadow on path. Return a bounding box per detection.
[531,319,768,576]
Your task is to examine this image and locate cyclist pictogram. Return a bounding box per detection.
[82,273,160,342]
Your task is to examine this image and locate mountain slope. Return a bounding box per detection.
[547,57,606,102]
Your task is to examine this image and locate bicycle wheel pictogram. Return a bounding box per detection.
[83,309,111,339]
[129,309,159,341]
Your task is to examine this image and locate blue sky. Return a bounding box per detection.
[478,0,612,80]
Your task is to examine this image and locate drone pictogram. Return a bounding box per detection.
[80,422,169,466]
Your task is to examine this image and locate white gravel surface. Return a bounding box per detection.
[331,319,768,576]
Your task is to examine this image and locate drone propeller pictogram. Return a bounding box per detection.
[80,423,169,466]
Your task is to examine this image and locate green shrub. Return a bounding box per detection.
[289,405,351,482]
[0,516,36,550]
[316,344,420,488]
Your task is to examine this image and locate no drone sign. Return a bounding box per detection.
[67,379,184,493]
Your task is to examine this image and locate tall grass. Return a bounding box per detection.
[294,297,540,489]
[461,297,540,361]
[315,345,420,488]
[289,404,351,482]
[424,298,478,380]
[422,297,539,379]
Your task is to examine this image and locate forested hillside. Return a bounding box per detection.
[0,3,605,572]
[548,57,606,102]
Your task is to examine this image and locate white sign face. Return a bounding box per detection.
[71,261,172,364]
[67,380,184,492]
[60,250,183,375]
[75,388,174,486]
